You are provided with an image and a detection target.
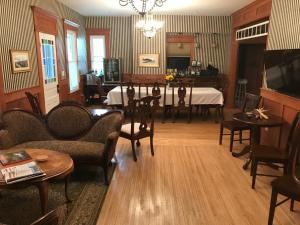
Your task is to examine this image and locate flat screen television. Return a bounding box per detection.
[167,57,190,71]
[264,49,300,98]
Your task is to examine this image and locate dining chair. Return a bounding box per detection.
[219,93,261,152]
[151,82,167,122]
[251,111,300,189]
[25,92,44,119]
[171,81,193,123]
[120,82,136,114]
[267,115,300,225]
[120,95,161,161]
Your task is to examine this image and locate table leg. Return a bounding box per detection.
[65,175,72,203]
[242,126,260,170]
[37,181,49,214]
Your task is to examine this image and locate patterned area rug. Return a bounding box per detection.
[0,165,115,225]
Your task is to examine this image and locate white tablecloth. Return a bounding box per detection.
[107,86,224,106]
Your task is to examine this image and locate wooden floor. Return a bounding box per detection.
[97,119,300,225]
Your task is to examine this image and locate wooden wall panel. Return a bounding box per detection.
[260,89,300,149]
[227,0,272,107]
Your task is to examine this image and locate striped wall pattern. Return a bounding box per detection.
[85,15,231,75]
[0,0,87,93]
[85,16,133,74]
[268,0,300,50]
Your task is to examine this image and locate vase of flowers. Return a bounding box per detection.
[165,74,174,89]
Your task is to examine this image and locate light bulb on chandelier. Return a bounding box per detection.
[136,14,164,39]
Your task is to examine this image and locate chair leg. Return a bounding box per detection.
[172,107,176,123]
[239,131,243,143]
[268,188,278,225]
[290,199,295,212]
[252,159,258,189]
[131,140,137,161]
[136,139,141,147]
[150,135,154,156]
[230,130,234,152]
[219,123,224,145]
[188,107,192,123]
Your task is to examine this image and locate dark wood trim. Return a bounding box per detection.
[32,6,60,112]
[166,35,195,64]
[261,89,300,110]
[227,0,272,107]
[167,35,195,43]
[86,29,110,71]
[232,0,272,28]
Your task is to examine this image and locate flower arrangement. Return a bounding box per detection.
[165,74,174,82]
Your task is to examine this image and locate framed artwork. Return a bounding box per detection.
[138,54,159,67]
[10,50,31,73]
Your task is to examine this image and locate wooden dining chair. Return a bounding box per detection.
[25,92,44,119]
[171,81,193,123]
[120,95,161,161]
[151,82,167,122]
[219,93,261,152]
[267,115,300,225]
[251,111,300,189]
[120,82,136,114]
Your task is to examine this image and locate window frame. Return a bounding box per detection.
[86,29,110,73]
[64,21,80,93]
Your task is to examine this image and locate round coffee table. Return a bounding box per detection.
[0,149,74,214]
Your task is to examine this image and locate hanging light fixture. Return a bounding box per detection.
[136,14,164,39]
[119,0,167,16]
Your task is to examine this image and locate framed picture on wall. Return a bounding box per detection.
[138,54,159,67]
[10,50,31,73]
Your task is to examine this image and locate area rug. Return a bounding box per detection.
[0,164,115,225]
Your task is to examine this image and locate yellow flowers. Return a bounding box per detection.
[165,74,174,81]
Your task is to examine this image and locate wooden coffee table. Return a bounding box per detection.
[0,149,74,214]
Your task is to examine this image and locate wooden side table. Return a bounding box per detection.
[232,113,283,170]
[0,149,74,214]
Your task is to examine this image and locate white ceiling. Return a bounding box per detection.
[58,0,255,16]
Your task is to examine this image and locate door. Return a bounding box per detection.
[39,33,60,113]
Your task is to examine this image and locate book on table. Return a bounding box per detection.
[1,161,46,184]
[0,150,32,166]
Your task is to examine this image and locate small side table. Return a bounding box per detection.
[0,149,74,214]
[232,113,283,170]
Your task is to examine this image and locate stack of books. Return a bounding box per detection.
[0,151,46,184]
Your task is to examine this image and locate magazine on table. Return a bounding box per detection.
[1,161,46,184]
[0,150,32,166]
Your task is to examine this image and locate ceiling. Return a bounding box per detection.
[58,0,255,16]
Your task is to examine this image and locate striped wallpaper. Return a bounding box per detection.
[0,0,87,93]
[85,16,133,74]
[86,15,231,75]
[268,0,300,50]
[133,15,231,74]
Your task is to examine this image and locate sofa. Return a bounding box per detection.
[0,103,123,184]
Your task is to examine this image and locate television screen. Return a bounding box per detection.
[167,57,190,71]
[264,49,300,98]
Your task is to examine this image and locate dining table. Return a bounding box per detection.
[106,86,224,106]
[232,112,283,170]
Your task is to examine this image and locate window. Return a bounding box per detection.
[66,29,79,93]
[90,35,106,75]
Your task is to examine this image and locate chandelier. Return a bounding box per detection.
[119,0,167,16]
[136,14,164,39]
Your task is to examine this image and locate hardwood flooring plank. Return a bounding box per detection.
[97,121,300,225]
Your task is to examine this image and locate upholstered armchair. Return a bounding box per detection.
[0,104,123,184]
